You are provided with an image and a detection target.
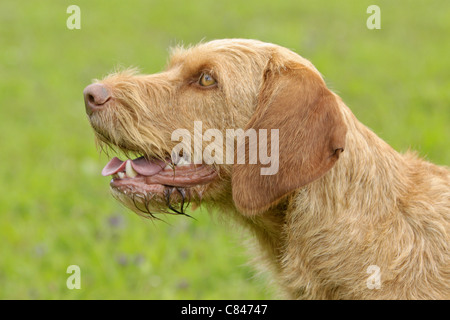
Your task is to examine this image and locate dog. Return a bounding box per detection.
[83,39,449,299]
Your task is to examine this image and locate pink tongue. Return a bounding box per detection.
[102,157,126,176]
[101,157,166,177]
[131,157,166,176]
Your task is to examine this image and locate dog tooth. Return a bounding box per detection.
[118,172,125,179]
[176,157,190,166]
[182,152,191,160]
[126,160,138,178]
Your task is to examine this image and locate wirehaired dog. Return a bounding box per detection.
[84,39,449,299]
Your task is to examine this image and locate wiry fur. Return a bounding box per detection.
[87,39,450,299]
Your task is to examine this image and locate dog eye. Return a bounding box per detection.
[199,73,216,87]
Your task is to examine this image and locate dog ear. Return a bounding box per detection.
[232,59,347,216]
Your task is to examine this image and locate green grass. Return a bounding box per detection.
[0,0,449,299]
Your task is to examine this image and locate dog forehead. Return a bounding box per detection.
[167,39,272,73]
[169,39,267,59]
[167,39,320,79]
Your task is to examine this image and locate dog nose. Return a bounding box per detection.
[83,83,111,115]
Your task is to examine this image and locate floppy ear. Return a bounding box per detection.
[232,59,347,216]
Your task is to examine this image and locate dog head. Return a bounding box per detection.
[84,39,346,218]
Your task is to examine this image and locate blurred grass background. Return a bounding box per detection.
[0,0,449,299]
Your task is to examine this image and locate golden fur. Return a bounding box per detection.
[87,39,450,299]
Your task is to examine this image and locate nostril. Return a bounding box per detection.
[87,94,95,104]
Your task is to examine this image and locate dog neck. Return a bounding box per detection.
[226,102,413,298]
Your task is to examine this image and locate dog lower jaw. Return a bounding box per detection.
[110,183,209,219]
[108,164,217,218]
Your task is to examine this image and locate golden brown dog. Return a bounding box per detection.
[83,39,449,299]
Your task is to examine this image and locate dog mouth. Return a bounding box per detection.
[102,155,218,219]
